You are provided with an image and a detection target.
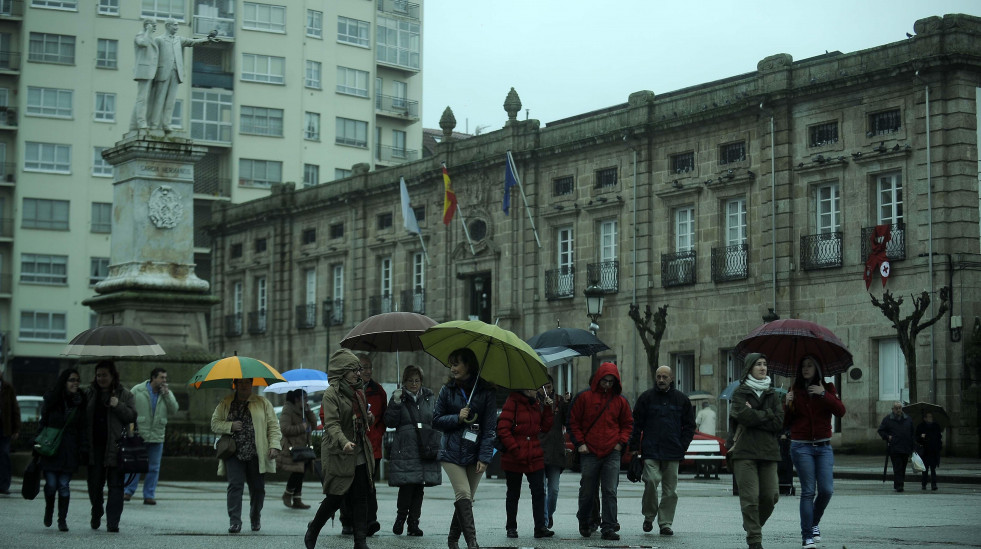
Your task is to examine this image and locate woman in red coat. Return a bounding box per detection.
[497,388,554,539]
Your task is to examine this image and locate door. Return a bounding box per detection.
[469,273,491,323]
[815,183,840,265]
[557,226,573,297]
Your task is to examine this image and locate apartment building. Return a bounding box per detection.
[0,0,423,393]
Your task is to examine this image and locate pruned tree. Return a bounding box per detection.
[628,303,669,382]
[870,287,950,403]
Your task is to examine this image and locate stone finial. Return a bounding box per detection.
[439,107,457,139]
[757,53,793,72]
[352,163,370,175]
[504,87,522,123]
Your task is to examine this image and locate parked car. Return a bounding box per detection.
[17,395,44,423]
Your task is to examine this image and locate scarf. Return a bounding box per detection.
[744,375,772,398]
[338,378,368,434]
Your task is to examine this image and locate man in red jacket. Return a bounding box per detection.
[568,362,633,541]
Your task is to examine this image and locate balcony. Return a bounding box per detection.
[544,266,575,300]
[194,177,231,198]
[800,232,843,271]
[247,310,267,334]
[0,273,11,296]
[296,304,316,329]
[0,106,17,128]
[0,0,23,18]
[193,14,236,40]
[376,145,419,164]
[192,63,233,90]
[224,313,242,337]
[0,50,21,73]
[661,250,696,288]
[586,261,619,293]
[376,0,420,20]
[375,94,419,119]
[711,243,748,282]
[0,162,15,185]
[323,298,344,326]
[861,222,906,262]
[400,288,425,314]
[368,294,394,316]
[0,218,12,238]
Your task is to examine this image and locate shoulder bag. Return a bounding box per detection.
[33,408,76,457]
[290,433,317,462]
[406,398,441,460]
[118,427,150,474]
[21,456,41,500]
[215,403,239,459]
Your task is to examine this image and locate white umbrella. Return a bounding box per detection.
[263,379,330,395]
[535,346,581,367]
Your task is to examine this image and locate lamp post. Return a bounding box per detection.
[322,298,334,369]
[584,282,605,335]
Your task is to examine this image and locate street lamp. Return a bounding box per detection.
[322,298,334,369]
[584,282,605,335]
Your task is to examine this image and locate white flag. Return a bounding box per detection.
[400,177,420,235]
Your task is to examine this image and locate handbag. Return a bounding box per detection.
[911,450,926,473]
[21,456,41,500]
[406,398,441,460]
[627,452,644,483]
[117,428,150,474]
[33,408,76,457]
[215,434,237,460]
[290,443,317,463]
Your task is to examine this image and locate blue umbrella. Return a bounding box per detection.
[283,368,328,382]
[263,368,329,394]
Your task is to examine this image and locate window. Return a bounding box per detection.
[558,226,574,273]
[816,183,840,235]
[305,112,321,141]
[170,98,183,129]
[230,242,243,258]
[335,168,352,180]
[303,164,319,186]
[191,89,233,143]
[19,311,67,341]
[242,53,285,84]
[869,109,901,136]
[876,172,903,224]
[96,39,118,69]
[673,353,695,393]
[725,198,747,246]
[240,106,284,137]
[719,141,746,164]
[306,9,323,38]
[379,257,392,312]
[337,17,370,47]
[92,147,113,177]
[808,121,838,147]
[675,206,695,252]
[23,198,69,230]
[25,142,71,173]
[377,212,393,230]
[256,276,267,313]
[410,251,425,312]
[553,176,573,196]
[255,237,267,253]
[302,268,317,326]
[90,257,109,285]
[595,167,617,188]
[302,228,316,244]
[243,2,286,33]
[336,66,369,97]
[412,205,425,223]
[29,33,75,64]
[671,151,695,174]
[26,87,73,118]
[331,263,344,323]
[600,220,617,263]
[31,0,77,10]
[94,92,116,122]
[232,280,243,319]
[553,226,574,297]
[98,0,119,15]
[392,129,406,157]
[336,118,368,147]
[377,15,420,70]
[392,80,407,108]
[142,0,184,20]
[91,202,112,233]
[329,223,344,239]
[878,338,907,401]
[239,158,282,188]
[21,254,68,284]
[305,60,322,89]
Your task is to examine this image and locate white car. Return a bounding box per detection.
[17,395,44,422]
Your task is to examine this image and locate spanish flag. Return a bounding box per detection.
[442,162,457,226]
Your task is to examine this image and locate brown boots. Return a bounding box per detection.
[453,499,479,549]
[283,490,311,509]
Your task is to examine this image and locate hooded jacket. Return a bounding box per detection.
[320,349,375,495]
[630,378,695,461]
[782,361,845,442]
[384,385,442,487]
[497,391,554,473]
[432,374,497,466]
[130,380,179,443]
[727,353,783,462]
[568,362,633,458]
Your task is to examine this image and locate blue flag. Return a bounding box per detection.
[503,153,518,215]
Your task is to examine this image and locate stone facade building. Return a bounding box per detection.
[210,14,981,454]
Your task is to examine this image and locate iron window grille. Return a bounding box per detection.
[296,304,316,329]
[302,228,316,245]
[553,176,573,196]
[230,243,243,258]
[225,313,243,337]
[594,168,617,189]
[799,232,843,270]
[671,152,694,174]
[586,261,619,293]
[368,294,394,316]
[544,266,575,300]
[377,213,393,230]
[719,142,746,165]
[247,310,267,334]
[400,288,426,314]
[323,298,344,326]
[329,223,344,239]
[661,250,696,288]
[711,243,748,282]
[808,122,839,147]
[869,109,901,136]
[255,238,267,253]
[860,223,906,262]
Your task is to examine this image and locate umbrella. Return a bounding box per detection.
[535,346,582,367]
[687,390,714,401]
[734,318,853,378]
[340,312,437,352]
[262,368,330,395]
[61,326,165,357]
[903,402,949,429]
[187,356,286,389]
[419,320,549,396]
[525,327,610,356]
[719,380,787,400]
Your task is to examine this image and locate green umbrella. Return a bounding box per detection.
[187,355,286,389]
[419,319,548,401]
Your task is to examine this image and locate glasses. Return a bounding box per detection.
[67,377,80,383]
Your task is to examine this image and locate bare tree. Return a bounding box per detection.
[870,287,949,403]
[628,304,669,382]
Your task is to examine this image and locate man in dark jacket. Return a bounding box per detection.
[0,371,21,494]
[877,401,914,492]
[629,365,695,536]
[568,362,633,541]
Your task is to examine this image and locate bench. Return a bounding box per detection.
[684,439,726,479]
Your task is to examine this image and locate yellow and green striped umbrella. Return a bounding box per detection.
[187,356,286,389]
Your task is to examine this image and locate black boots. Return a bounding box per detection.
[57,494,70,532]
[393,512,407,535]
[44,491,55,527]
[454,499,479,549]
[447,509,461,549]
[407,519,424,536]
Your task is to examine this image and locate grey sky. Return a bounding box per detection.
[422,0,980,134]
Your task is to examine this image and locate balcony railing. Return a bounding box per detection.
[376,0,420,20]
[0,0,25,18]
[800,232,843,270]
[586,261,619,293]
[711,243,748,282]
[400,288,425,314]
[192,66,234,90]
[296,304,316,329]
[861,222,906,262]
[323,298,344,326]
[0,218,12,237]
[661,250,696,288]
[0,162,15,184]
[224,313,242,337]
[247,310,267,334]
[375,94,419,119]
[369,294,394,316]
[544,267,575,300]
[0,273,11,295]
[193,14,236,39]
[0,106,18,128]
[0,50,21,72]
[194,177,231,198]
[376,145,419,164]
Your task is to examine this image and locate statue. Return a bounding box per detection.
[130,18,158,130]
[148,19,219,132]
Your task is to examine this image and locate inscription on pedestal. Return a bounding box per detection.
[136,161,193,180]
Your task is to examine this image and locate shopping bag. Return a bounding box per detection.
[911,451,926,473]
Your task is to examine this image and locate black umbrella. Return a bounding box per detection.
[61,326,165,357]
[525,327,610,356]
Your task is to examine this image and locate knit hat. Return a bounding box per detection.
[742,352,767,380]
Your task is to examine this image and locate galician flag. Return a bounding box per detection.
[442,162,457,226]
[400,177,420,235]
[503,153,518,215]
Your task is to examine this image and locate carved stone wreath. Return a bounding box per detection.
[148,185,184,229]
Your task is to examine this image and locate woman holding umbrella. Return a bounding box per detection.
[277,389,318,509]
[85,360,136,533]
[432,347,497,549]
[497,385,554,539]
[915,412,942,490]
[37,368,87,531]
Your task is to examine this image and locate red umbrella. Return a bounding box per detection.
[734,318,853,378]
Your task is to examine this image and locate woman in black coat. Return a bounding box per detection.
[915,412,942,491]
[38,368,87,532]
[384,365,441,536]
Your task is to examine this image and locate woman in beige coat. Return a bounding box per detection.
[305,349,375,549]
[277,389,318,509]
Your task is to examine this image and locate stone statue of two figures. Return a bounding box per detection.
[130,18,220,132]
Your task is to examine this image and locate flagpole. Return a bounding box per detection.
[456,200,476,255]
[507,150,542,248]
[418,233,430,265]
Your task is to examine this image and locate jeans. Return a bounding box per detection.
[577,450,620,534]
[44,470,73,498]
[124,442,164,499]
[640,459,679,528]
[0,435,10,492]
[225,456,264,526]
[790,442,835,539]
[504,468,546,530]
[543,464,562,525]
